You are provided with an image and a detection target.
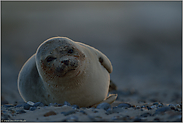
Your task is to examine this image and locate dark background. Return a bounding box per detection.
[1,1,182,104]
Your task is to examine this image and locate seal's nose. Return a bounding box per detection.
[61,60,69,66]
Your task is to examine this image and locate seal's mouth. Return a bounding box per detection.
[54,58,79,77]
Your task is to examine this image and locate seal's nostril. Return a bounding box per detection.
[68,49,74,54]
[61,60,70,66]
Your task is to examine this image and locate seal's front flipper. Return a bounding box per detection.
[78,42,113,73]
[91,94,118,108]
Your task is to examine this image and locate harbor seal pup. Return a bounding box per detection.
[18,37,117,107]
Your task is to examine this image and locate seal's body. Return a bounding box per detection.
[18,37,116,107]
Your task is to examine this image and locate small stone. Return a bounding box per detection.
[158,104,163,107]
[30,107,37,111]
[64,101,71,106]
[118,103,131,108]
[43,111,57,117]
[49,103,58,106]
[155,106,170,114]
[147,106,152,110]
[33,102,44,107]
[96,102,111,111]
[141,105,145,108]
[153,102,159,105]
[61,110,76,116]
[169,104,176,110]
[24,103,31,110]
[27,101,35,106]
[72,105,79,109]
[136,105,141,109]
[150,105,156,109]
[106,110,113,115]
[176,104,181,108]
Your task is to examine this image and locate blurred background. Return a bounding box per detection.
[1,1,182,104]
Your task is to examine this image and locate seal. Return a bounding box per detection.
[18,37,117,107]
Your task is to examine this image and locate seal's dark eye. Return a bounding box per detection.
[46,56,56,62]
[68,49,74,54]
[99,57,103,63]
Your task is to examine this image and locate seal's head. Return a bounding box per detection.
[35,37,86,84]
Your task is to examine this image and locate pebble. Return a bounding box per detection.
[153,102,159,105]
[157,103,163,107]
[61,110,76,116]
[49,103,58,107]
[33,102,44,107]
[146,106,152,110]
[29,107,37,111]
[118,103,131,108]
[96,102,111,111]
[155,106,170,114]
[169,104,176,110]
[72,105,79,109]
[135,105,141,109]
[64,101,71,106]
[150,105,156,109]
[176,104,181,108]
[27,101,35,106]
[24,103,31,110]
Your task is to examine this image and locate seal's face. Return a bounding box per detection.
[35,37,86,83]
